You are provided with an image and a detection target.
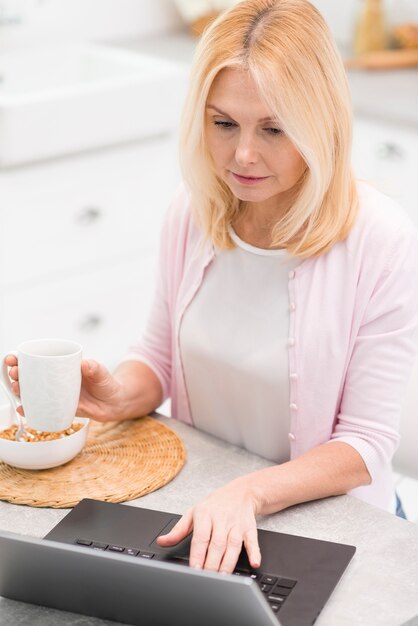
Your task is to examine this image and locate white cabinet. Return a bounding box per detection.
[352,117,418,225]
[2,255,158,368]
[0,137,180,286]
[0,134,180,381]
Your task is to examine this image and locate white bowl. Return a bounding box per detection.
[0,404,89,470]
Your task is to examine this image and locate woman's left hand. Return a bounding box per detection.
[156,477,262,573]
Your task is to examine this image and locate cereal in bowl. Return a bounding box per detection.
[0,422,84,442]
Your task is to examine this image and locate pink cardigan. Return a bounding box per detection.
[126,182,418,511]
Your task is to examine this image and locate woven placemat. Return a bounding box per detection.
[0,416,186,508]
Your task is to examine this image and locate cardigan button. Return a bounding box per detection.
[288,433,296,442]
[288,270,295,279]
[290,372,298,380]
[289,403,298,411]
[288,337,295,347]
[290,302,296,311]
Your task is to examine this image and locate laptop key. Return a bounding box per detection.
[76,539,92,546]
[138,551,154,559]
[269,603,282,613]
[273,585,292,597]
[235,569,261,579]
[234,568,255,576]
[260,584,272,594]
[169,557,190,567]
[267,595,286,604]
[126,548,140,556]
[261,575,278,586]
[108,545,125,553]
[91,542,108,551]
[277,577,297,588]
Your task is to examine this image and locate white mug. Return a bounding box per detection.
[0,338,82,432]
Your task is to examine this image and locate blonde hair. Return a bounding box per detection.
[179,0,359,257]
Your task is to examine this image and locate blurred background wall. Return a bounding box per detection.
[0,0,182,49]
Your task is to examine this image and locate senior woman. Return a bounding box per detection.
[6,0,418,574]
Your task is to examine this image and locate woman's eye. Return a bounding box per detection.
[264,127,283,135]
[214,120,236,130]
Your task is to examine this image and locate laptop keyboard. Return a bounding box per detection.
[233,567,297,614]
[75,538,297,616]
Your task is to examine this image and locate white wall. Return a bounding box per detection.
[310,0,358,48]
[0,0,183,50]
[2,1,416,53]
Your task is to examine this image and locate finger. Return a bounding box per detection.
[81,359,100,379]
[4,355,17,367]
[243,527,261,569]
[202,529,229,572]
[11,381,20,396]
[8,366,19,381]
[218,529,244,574]
[157,510,193,547]
[81,359,112,386]
[189,510,213,569]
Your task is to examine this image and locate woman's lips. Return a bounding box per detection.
[231,172,270,185]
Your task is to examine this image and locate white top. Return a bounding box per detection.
[180,227,300,463]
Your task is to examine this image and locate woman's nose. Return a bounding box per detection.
[235,134,259,166]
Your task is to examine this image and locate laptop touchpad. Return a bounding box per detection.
[149,517,192,557]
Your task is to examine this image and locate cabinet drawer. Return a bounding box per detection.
[352,118,418,226]
[0,136,180,286]
[1,255,158,370]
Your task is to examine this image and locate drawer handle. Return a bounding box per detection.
[377,142,405,160]
[77,315,103,331]
[75,206,103,225]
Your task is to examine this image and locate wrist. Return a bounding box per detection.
[113,362,162,419]
[231,474,266,516]
[239,466,292,517]
[111,376,142,420]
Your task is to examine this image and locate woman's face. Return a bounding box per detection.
[205,68,306,211]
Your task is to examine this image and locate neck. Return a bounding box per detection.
[233,209,280,249]
[232,194,293,248]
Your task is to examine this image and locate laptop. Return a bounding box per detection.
[0,498,355,626]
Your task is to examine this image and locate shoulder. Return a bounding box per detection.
[159,182,212,267]
[304,182,418,288]
[346,182,418,268]
[162,182,192,229]
[162,182,201,241]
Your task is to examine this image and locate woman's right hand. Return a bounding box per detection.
[3,355,127,423]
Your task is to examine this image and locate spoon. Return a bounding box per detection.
[7,391,33,442]
[14,410,33,442]
[1,358,33,441]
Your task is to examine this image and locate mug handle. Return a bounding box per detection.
[0,351,21,421]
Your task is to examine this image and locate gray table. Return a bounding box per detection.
[1,415,418,626]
